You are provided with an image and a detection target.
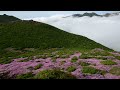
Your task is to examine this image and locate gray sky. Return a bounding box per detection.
[0,11,117,19]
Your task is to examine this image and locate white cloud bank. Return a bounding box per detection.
[25,14,120,52]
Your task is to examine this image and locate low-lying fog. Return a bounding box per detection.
[25,14,120,52]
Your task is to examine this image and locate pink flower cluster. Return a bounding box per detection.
[0,52,120,79]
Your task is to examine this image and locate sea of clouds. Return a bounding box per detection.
[24,14,120,51]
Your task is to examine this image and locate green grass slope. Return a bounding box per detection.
[0,20,111,51]
[0,14,20,23]
[0,18,113,64]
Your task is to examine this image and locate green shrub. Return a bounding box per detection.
[35,55,43,59]
[0,57,13,64]
[79,50,113,60]
[90,49,112,56]
[82,66,104,74]
[54,55,60,58]
[79,62,90,66]
[19,58,29,62]
[79,54,90,59]
[96,56,108,60]
[110,66,120,75]
[71,56,78,63]
[66,66,76,72]
[34,64,43,70]
[100,60,117,65]
[60,61,66,65]
[60,55,69,58]
[16,72,34,79]
[115,56,120,60]
[50,54,54,57]
[34,69,76,79]
[41,55,47,59]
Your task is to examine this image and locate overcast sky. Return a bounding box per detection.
[0,11,118,19]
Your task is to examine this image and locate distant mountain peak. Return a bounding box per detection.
[64,12,120,18]
[104,12,120,17]
[71,12,102,18]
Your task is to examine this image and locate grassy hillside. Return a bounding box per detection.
[0,14,20,23]
[0,19,113,64]
[1,16,120,79]
[0,20,110,50]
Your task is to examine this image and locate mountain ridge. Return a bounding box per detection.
[63,12,120,18]
[0,20,111,51]
[1,14,120,79]
[0,14,112,51]
[0,14,20,23]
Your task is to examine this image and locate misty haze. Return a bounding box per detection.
[29,14,120,52]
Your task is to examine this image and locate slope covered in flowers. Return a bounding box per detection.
[0,20,112,64]
[0,48,120,79]
[0,15,117,79]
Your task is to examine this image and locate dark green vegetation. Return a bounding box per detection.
[0,15,113,64]
[66,66,76,72]
[16,69,77,79]
[60,54,69,58]
[1,69,76,79]
[0,57,14,64]
[0,14,20,23]
[82,66,106,75]
[16,72,34,79]
[0,20,110,50]
[34,69,76,79]
[80,49,114,60]
[110,66,120,76]
[79,62,90,66]
[71,56,78,63]
[34,64,43,70]
[114,56,120,60]
[100,60,117,65]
